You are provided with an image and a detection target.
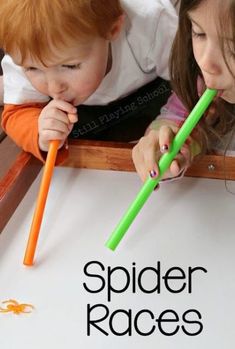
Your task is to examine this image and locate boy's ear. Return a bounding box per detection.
[107,14,125,41]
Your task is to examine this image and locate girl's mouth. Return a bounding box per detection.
[217,90,224,98]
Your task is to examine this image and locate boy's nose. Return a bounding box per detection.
[47,79,67,98]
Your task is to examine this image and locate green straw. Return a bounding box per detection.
[106,88,217,251]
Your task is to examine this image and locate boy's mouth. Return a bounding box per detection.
[65,98,75,105]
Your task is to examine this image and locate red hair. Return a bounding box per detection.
[0,0,123,63]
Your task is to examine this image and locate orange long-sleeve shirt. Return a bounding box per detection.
[1,104,68,164]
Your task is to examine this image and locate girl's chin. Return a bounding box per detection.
[221,93,235,104]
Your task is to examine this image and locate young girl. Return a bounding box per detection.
[0,0,177,164]
[133,0,235,182]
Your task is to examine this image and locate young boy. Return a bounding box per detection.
[0,49,3,105]
[0,0,178,164]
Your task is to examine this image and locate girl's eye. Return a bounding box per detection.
[192,28,205,39]
[62,63,81,70]
[226,48,235,59]
[225,42,235,58]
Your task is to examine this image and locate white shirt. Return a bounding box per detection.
[2,0,178,105]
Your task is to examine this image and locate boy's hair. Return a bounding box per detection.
[169,0,235,153]
[0,0,123,64]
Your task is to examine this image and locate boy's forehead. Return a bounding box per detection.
[12,43,93,67]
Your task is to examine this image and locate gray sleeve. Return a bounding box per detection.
[124,0,178,80]
[147,0,178,79]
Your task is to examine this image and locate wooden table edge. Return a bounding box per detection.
[1,139,235,233]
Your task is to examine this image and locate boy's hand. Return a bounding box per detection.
[132,125,192,183]
[38,99,78,151]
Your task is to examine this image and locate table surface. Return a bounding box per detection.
[0,167,235,348]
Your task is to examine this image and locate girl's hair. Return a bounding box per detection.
[170,0,235,153]
[0,0,123,64]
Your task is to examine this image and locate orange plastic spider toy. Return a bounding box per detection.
[0,299,34,315]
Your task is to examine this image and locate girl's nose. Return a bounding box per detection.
[198,46,224,88]
[199,45,222,76]
[201,58,221,76]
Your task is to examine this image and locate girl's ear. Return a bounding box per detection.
[107,14,125,41]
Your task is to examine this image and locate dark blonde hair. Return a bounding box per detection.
[0,0,123,64]
[170,0,235,153]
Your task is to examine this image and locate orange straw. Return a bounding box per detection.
[23,139,60,266]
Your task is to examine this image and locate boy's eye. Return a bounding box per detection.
[62,63,81,70]
[24,67,38,72]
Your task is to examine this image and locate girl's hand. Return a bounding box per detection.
[38,99,78,151]
[132,125,192,183]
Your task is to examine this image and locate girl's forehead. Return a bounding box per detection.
[188,0,233,35]
[188,0,232,16]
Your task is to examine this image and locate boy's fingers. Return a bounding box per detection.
[41,130,66,142]
[49,99,77,114]
[68,112,78,123]
[41,109,78,127]
[44,119,71,134]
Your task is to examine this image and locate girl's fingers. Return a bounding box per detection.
[132,130,160,182]
[169,152,187,177]
[132,150,146,182]
[143,149,159,179]
[180,145,192,166]
[132,126,192,183]
[143,130,160,177]
[161,147,190,180]
[169,159,182,177]
[158,125,174,151]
